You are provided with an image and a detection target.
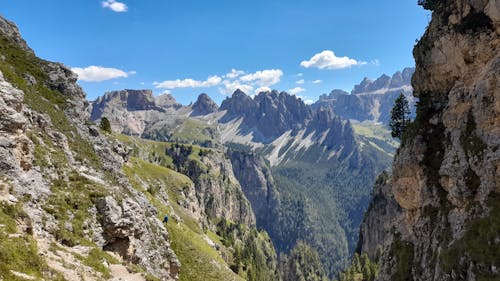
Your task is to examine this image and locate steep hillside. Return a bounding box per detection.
[0,15,280,281]
[92,86,392,276]
[359,0,499,280]
[313,68,416,124]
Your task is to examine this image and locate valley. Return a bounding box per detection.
[0,0,498,280]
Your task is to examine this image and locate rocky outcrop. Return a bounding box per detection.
[308,106,357,155]
[191,93,219,116]
[165,144,256,227]
[312,68,415,124]
[359,1,499,280]
[96,196,180,279]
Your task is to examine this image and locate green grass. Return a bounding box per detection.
[80,248,120,279]
[124,157,192,201]
[352,123,399,156]
[116,133,210,168]
[171,119,217,144]
[168,223,243,281]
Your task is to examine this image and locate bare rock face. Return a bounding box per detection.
[96,196,180,280]
[228,150,280,226]
[191,93,219,116]
[90,89,182,135]
[359,1,499,280]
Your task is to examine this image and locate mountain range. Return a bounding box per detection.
[1,0,497,279]
[312,67,415,124]
[88,74,404,276]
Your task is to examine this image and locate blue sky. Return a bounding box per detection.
[1,0,429,105]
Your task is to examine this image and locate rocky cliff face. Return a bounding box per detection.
[165,144,256,227]
[313,68,415,124]
[0,17,183,280]
[359,1,499,280]
[228,150,280,228]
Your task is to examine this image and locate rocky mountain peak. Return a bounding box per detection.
[312,67,416,124]
[319,89,349,101]
[191,93,219,116]
[156,92,181,108]
[351,68,414,95]
[221,90,313,140]
[220,89,257,119]
[90,89,161,121]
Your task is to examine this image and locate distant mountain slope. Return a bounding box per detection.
[313,68,415,124]
[91,88,392,277]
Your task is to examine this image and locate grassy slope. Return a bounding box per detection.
[352,123,399,157]
[0,31,129,280]
[120,135,244,281]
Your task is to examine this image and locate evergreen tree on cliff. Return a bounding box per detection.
[389,93,410,139]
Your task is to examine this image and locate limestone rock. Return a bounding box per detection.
[359,1,500,280]
[191,93,219,116]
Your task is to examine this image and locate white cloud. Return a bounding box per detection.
[240,69,283,87]
[288,87,305,95]
[224,69,245,79]
[296,79,305,85]
[155,68,283,96]
[102,0,128,12]
[154,75,222,89]
[300,50,366,70]
[71,65,132,82]
[371,59,381,66]
[220,80,254,95]
[218,69,283,95]
[296,73,303,77]
[312,79,322,84]
[255,87,271,94]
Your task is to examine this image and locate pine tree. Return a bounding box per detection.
[99,117,112,133]
[389,93,411,139]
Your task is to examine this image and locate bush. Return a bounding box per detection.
[100,117,112,133]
